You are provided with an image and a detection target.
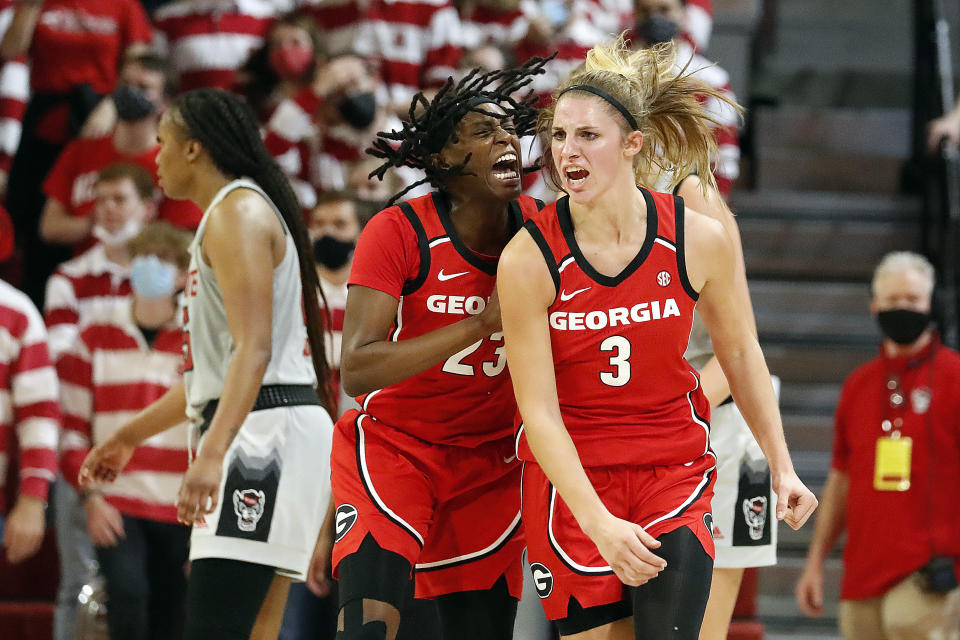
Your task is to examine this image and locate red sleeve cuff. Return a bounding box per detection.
[18,476,52,502]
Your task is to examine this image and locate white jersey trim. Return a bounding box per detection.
[357,414,425,546]
[548,485,612,574]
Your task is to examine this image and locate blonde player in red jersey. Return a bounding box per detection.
[498,37,818,639]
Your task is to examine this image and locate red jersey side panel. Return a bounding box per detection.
[350,192,540,446]
[517,189,711,467]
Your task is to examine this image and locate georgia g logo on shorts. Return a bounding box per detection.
[335,504,358,542]
[530,562,554,598]
[233,489,266,532]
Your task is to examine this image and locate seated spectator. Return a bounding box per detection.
[153,0,289,93]
[629,0,741,196]
[345,156,412,219]
[263,54,399,204]
[0,277,60,564]
[44,163,156,362]
[39,52,200,254]
[514,0,610,108]
[456,0,531,50]
[796,251,960,639]
[59,221,193,640]
[354,0,463,115]
[295,0,364,57]
[1,0,153,305]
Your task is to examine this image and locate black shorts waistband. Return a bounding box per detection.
[199,384,320,436]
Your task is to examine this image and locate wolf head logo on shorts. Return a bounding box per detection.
[335,504,358,542]
[233,489,266,532]
[741,496,768,541]
[530,562,554,598]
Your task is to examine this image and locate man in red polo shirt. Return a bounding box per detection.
[38,52,200,256]
[796,251,960,639]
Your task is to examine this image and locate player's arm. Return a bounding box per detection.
[174,190,279,525]
[678,176,755,408]
[688,211,816,530]
[340,285,499,396]
[499,230,665,587]
[38,198,94,245]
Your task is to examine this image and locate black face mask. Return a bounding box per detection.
[313,235,355,270]
[338,92,377,130]
[640,15,680,44]
[876,309,932,345]
[113,84,156,122]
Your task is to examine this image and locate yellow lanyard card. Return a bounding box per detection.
[874,436,912,491]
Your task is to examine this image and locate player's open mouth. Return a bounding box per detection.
[565,166,589,185]
[491,151,520,182]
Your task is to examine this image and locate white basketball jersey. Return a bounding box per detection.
[183,178,316,420]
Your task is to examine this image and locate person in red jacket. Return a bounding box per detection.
[498,38,815,639]
[796,251,960,640]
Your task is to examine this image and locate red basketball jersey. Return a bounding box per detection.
[356,192,542,446]
[516,189,711,467]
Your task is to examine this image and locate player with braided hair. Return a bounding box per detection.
[306,58,548,640]
[79,88,335,640]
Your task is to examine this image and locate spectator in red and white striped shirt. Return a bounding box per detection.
[295,0,363,57]
[631,0,739,196]
[0,278,60,564]
[58,221,192,640]
[0,0,29,200]
[457,0,532,50]
[355,0,464,115]
[153,0,290,93]
[44,163,157,363]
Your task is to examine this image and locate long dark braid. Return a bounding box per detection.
[367,54,554,204]
[173,88,334,413]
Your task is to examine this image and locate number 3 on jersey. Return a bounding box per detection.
[442,332,507,377]
[600,335,631,386]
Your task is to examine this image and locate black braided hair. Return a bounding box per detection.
[367,54,554,205]
[171,88,335,413]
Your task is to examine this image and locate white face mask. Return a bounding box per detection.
[91,219,143,247]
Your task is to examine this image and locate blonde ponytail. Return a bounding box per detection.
[539,34,742,194]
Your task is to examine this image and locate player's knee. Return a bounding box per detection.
[336,598,391,640]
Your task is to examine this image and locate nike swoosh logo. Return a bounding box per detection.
[503,455,517,464]
[560,287,591,301]
[438,269,469,281]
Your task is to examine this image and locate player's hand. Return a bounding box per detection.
[2,495,46,564]
[79,431,137,486]
[306,528,335,597]
[927,110,960,154]
[83,494,125,548]
[478,286,502,333]
[795,560,825,617]
[587,514,666,587]
[176,450,222,527]
[773,471,818,530]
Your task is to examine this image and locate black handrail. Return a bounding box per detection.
[913,0,960,348]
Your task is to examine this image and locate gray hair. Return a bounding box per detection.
[871,251,935,297]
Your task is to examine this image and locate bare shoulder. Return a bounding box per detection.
[499,228,554,303]
[206,187,284,239]
[684,205,732,290]
[677,175,731,226]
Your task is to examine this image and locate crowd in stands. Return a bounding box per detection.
[0,0,738,638]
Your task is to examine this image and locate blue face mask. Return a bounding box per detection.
[130,255,178,299]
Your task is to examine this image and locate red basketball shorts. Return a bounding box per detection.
[522,453,717,620]
[331,409,524,599]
